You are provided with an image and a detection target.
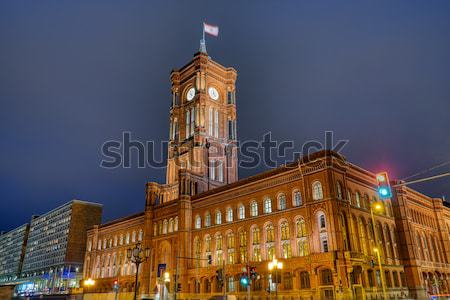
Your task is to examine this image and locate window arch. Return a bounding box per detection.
[250,201,258,217]
[336,181,343,199]
[278,193,287,210]
[293,189,302,207]
[312,181,324,200]
[238,204,245,220]
[169,218,174,233]
[195,215,202,229]
[163,220,168,234]
[264,197,272,213]
[226,207,233,223]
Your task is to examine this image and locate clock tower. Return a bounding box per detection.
[166,50,238,190]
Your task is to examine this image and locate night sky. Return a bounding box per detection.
[1,1,450,232]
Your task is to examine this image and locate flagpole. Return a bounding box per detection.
[202,22,205,43]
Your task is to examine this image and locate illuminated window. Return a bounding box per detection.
[250,201,258,217]
[278,193,286,210]
[195,215,201,229]
[312,181,323,200]
[226,207,233,223]
[216,211,222,225]
[293,190,302,207]
[238,204,245,219]
[205,212,211,227]
[264,198,272,214]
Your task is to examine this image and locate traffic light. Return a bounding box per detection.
[177,283,182,292]
[216,269,223,282]
[113,279,119,292]
[207,254,212,265]
[250,267,257,279]
[240,275,249,286]
[376,172,392,199]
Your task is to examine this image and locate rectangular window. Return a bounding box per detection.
[214,109,219,138]
[208,107,213,136]
[210,160,215,181]
[186,110,190,139]
[217,160,223,182]
[190,107,195,136]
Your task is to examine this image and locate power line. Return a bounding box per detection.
[401,160,450,181]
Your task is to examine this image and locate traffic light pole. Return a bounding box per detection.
[393,172,450,187]
[247,263,251,300]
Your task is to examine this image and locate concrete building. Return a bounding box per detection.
[16,200,102,295]
[82,47,450,300]
[0,224,29,283]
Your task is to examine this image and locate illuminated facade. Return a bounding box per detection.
[83,48,450,300]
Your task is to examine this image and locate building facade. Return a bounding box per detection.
[16,200,102,295]
[83,48,450,300]
[0,224,29,284]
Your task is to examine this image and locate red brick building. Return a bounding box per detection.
[83,48,450,300]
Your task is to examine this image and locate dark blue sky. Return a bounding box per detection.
[1,1,450,231]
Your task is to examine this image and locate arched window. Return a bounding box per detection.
[163,220,168,234]
[132,230,137,242]
[336,182,343,199]
[125,232,130,244]
[355,192,361,208]
[312,181,324,200]
[194,237,201,267]
[250,201,258,217]
[239,231,248,263]
[195,215,201,229]
[297,239,309,257]
[227,232,235,249]
[296,218,307,238]
[205,212,211,227]
[282,242,292,259]
[216,211,222,225]
[264,198,272,213]
[168,218,174,233]
[205,235,212,252]
[252,227,260,245]
[238,204,245,219]
[280,221,290,240]
[319,213,326,230]
[138,229,143,241]
[293,190,302,207]
[174,217,178,231]
[266,224,275,243]
[300,272,310,288]
[278,193,287,210]
[363,194,370,210]
[226,207,233,223]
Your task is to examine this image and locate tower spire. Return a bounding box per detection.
[199,38,207,53]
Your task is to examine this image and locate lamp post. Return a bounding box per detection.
[268,257,283,299]
[370,203,387,300]
[83,278,95,300]
[127,242,150,300]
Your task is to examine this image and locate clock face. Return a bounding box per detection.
[208,87,219,100]
[186,88,196,101]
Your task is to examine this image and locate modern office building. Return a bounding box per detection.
[82,45,450,300]
[0,224,29,283]
[15,200,102,295]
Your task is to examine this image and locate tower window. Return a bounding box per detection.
[208,107,213,136]
[312,181,324,200]
[214,109,219,138]
[185,110,190,139]
[217,160,223,182]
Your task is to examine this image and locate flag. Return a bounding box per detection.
[203,22,219,37]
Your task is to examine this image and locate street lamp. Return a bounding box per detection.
[83,278,95,300]
[370,202,387,300]
[268,257,283,299]
[127,242,150,300]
